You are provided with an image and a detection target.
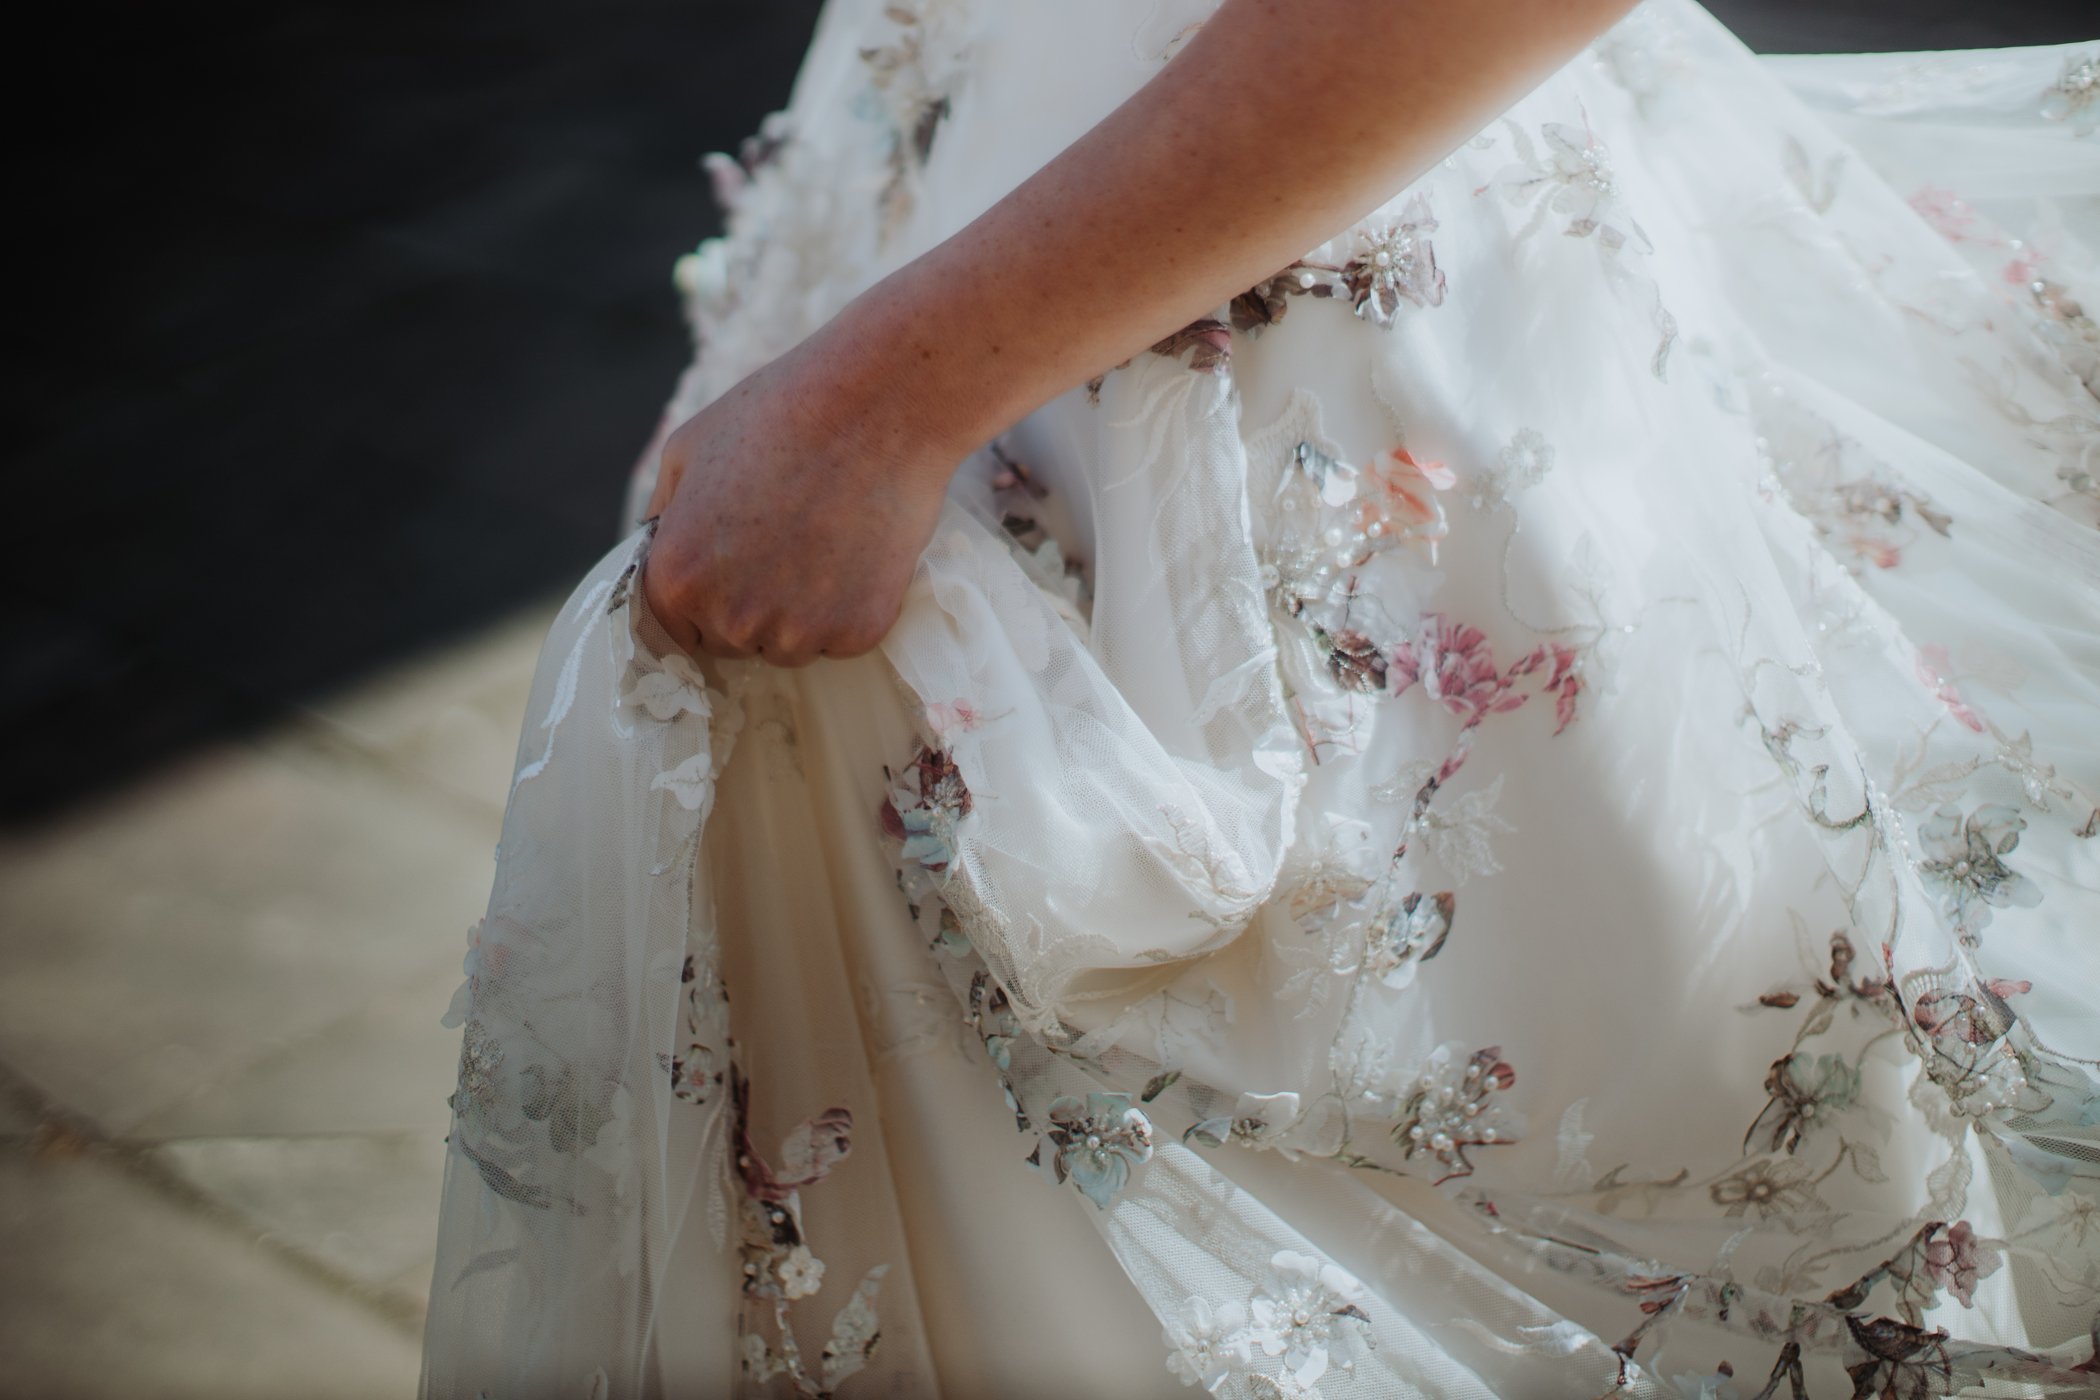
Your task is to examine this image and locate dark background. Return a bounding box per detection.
[6,0,2092,823]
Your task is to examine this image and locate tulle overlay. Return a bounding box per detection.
[422,3,2100,1396]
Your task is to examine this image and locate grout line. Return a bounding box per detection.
[121,949,465,1144]
[111,1128,442,1148]
[0,1057,428,1341]
[264,707,510,826]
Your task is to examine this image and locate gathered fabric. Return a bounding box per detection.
[422,4,2100,1396]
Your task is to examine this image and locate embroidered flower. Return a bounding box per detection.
[1914,803,2042,940]
[859,0,971,240]
[1922,1220,2002,1307]
[1163,1296,1255,1390]
[1842,1316,1955,1398]
[1362,890,1454,989]
[1231,269,1320,333]
[1044,1092,1155,1208]
[2040,50,2098,135]
[1388,616,1525,722]
[2060,1196,2100,1247]
[1415,775,1515,884]
[1914,643,1986,734]
[1469,427,1556,509]
[1184,1089,1292,1154]
[451,1018,503,1123]
[520,1063,617,1156]
[879,743,972,873]
[775,1244,826,1299]
[1247,1250,1373,1393]
[925,698,988,739]
[1230,196,1443,338]
[650,753,718,813]
[1152,318,1235,373]
[739,1101,854,1205]
[928,904,972,958]
[1913,978,2027,1049]
[1479,120,1676,375]
[1484,120,1643,249]
[1907,186,1987,245]
[1992,731,2073,811]
[1745,1051,1862,1155]
[1307,625,1387,696]
[1341,195,1446,327]
[1709,1157,1820,1219]
[1281,815,1377,921]
[1758,391,1955,567]
[623,650,714,722]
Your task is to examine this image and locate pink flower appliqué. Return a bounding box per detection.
[1914,642,1986,734]
[1511,641,1584,736]
[926,698,988,739]
[1359,446,1455,557]
[1389,616,1525,722]
[1908,186,1989,245]
[2003,247,2047,288]
[1923,1221,2002,1307]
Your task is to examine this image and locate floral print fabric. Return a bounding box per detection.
[425,3,2100,1397]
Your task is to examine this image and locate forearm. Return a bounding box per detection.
[811,0,1637,471]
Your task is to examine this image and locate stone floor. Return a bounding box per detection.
[0,600,556,1398]
[2,3,2092,1397]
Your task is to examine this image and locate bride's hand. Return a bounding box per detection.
[640,324,963,668]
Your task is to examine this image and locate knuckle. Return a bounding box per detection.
[710,621,756,652]
[711,605,766,651]
[834,619,890,658]
[768,623,814,658]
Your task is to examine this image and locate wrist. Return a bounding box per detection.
[809,260,1052,471]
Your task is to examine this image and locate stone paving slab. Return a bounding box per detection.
[135,952,467,1143]
[0,1146,421,1400]
[154,1132,448,1308]
[0,729,501,1139]
[0,603,553,1395]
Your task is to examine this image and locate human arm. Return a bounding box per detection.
[643,0,1638,665]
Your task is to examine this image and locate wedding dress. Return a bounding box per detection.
[418,2,2100,1396]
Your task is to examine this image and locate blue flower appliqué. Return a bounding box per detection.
[1044,1092,1155,1208]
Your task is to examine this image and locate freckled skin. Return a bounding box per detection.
[644,0,1637,667]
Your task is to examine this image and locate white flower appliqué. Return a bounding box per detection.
[1161,1251,1374,1397]
[1247,1250,1374,1394]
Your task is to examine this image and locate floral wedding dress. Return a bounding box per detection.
[419,2,2100,1396]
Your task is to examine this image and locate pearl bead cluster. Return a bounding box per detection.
[1342,197,1447,324]
[1574,144,1617,198]
[1392,1046,1517,1182]
[1272,441,1409,599]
